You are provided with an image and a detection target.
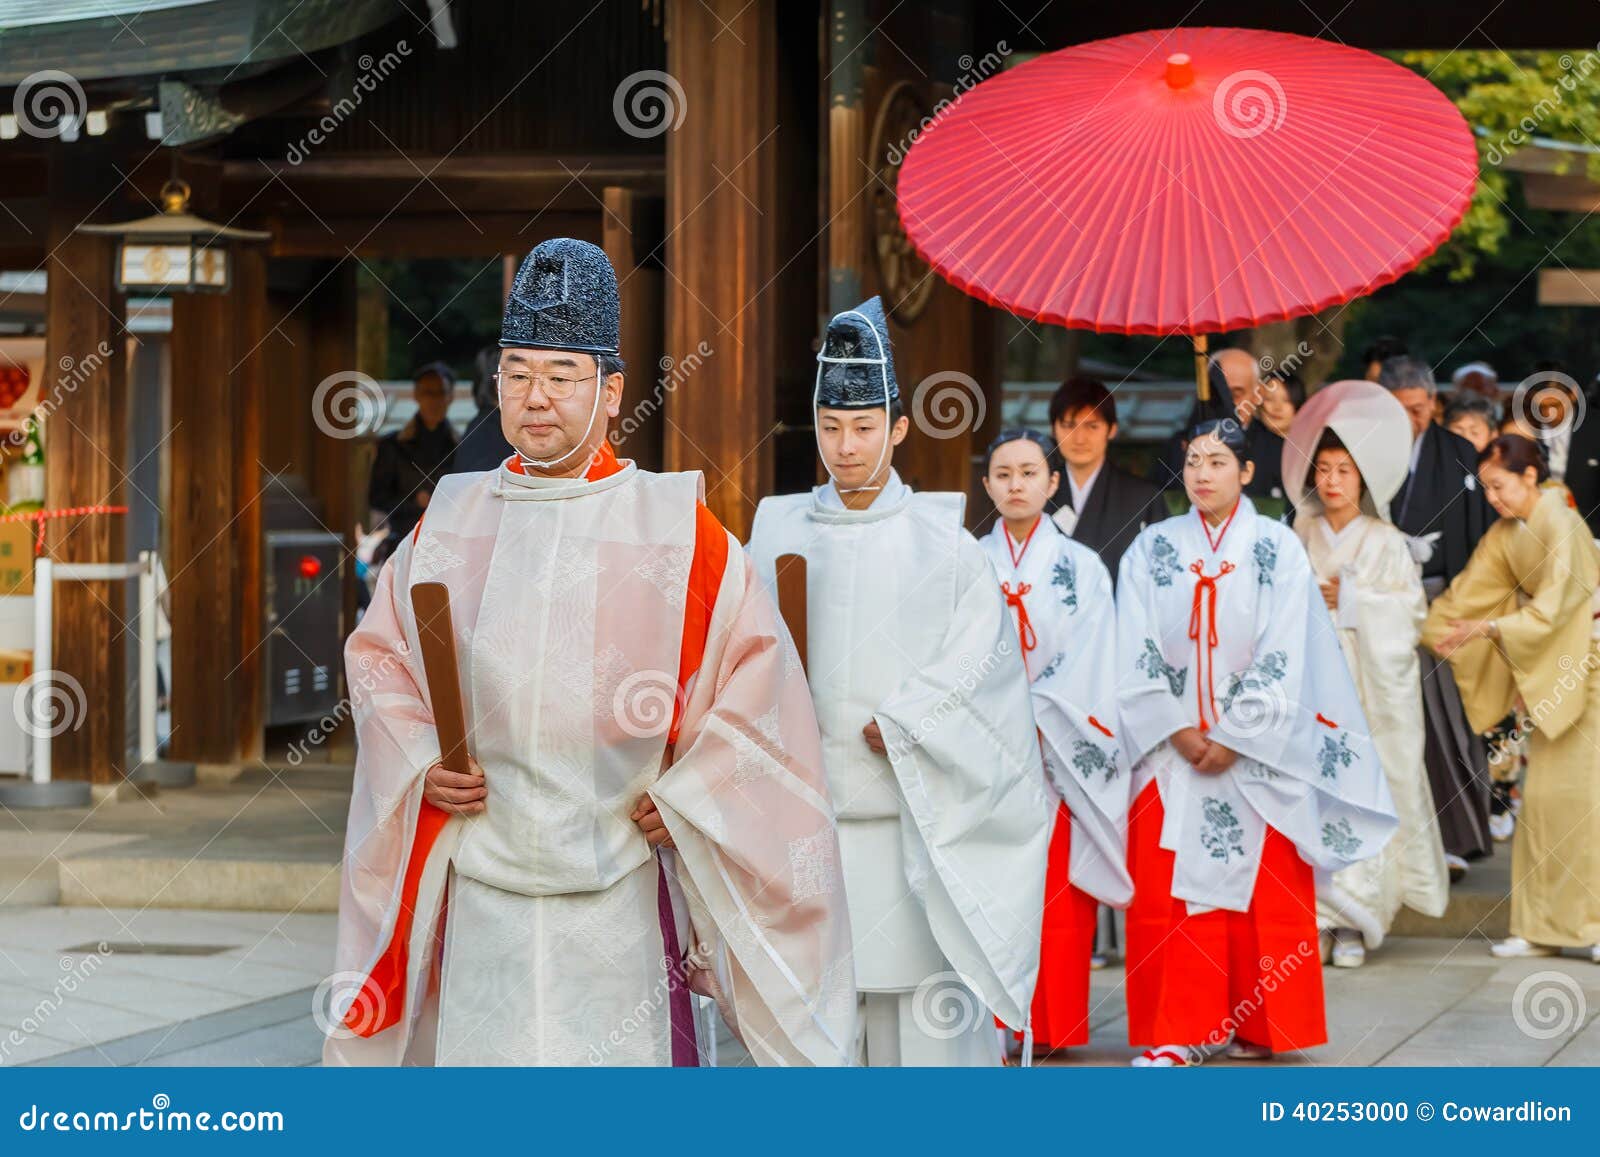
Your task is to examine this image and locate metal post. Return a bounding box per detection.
[138,550,156,765]
[0,556,89,807]
[31,555,51,787]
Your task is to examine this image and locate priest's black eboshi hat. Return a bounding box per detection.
[500,238,621,357]
[815,295,899,409]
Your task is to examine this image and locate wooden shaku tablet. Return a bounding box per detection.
[410,581,472,775]
[773,553,807,675]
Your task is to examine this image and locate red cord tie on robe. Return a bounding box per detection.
[1001,581,1037,656]
[1187,559,1235,731]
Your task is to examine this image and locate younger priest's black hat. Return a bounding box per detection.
[500,238,621,357]
[815,296,899,409]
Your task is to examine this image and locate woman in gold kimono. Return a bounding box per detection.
[1423,434,1600,961]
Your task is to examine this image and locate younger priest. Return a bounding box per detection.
[746,298,1052,1066]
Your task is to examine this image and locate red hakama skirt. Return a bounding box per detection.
[1124,780,1327,1052]
[1030,801,1099,1047]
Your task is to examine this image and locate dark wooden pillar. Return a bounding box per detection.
[665,0,780,538]
[308,262,361,639]
[168,291,236,765]
[602,187,666,472]
[232,246,267,762]
[167,222,268,766]
[42,178,127,786]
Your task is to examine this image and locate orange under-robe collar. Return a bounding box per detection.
[504,440,624,481]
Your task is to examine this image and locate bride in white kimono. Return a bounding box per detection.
[1116,415,1397,1065]
[1282,382,1449,968]
[978,429,1132,1056]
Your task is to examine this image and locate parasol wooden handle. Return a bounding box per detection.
[773,553,808,675]
[410,581,472,775]
[1193,333,1210,401]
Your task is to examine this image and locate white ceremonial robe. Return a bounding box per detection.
[326,456,856,1067]
[1115,499,1399,914]
[1297,514,1449,946]
[978,517,1133,908]
[747,471,1052,1067]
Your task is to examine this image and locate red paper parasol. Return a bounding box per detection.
[897,27,1477,349]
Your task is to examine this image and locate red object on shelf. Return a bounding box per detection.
[897,27,1478,335]
[297,554,322,579]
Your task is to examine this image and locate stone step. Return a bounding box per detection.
[1391,852,1511,940]
[55,856,339,913]
[0,856,60,907]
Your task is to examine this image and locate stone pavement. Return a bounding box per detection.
[1,901,1594,1067]
[0,764,350,914]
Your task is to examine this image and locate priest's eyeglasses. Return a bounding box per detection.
[495,371,595,401]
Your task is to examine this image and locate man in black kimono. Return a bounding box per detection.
[368,362,458,565]
[1153,352,1286,511]
[1044,377,1166,582]
[450,345,515,474]
[1381,354,1495,870]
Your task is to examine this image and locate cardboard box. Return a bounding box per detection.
[0,650,31,683]
[0,520,31,595]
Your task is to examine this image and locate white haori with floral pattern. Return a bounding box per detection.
[1114,498,1398,914]
[979,515,1134,908]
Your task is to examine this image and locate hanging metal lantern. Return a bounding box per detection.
[75,179,270,294]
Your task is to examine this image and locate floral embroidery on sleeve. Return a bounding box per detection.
[1149,535,1182,587]
[1316,732,1356,781]
[1071,738,1120,784]
[1252,537,1278,587]
[1136,638,1188,697]
[1218,650,1288,715]
[1051,555,1078,610]
[1321,817,1361,857]
[1200,797,1246,862]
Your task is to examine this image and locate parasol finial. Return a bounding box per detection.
[1165,53,1194,89]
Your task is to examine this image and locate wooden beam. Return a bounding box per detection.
[1537,268,1600,307]
[1522,171,1600,213]
[221,155,667,183]
[41,178,127,787]
[665,0,780,538]
[265,212,602,259]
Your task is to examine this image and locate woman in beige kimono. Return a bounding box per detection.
[1424,434,1600,961]
[1283,381,1449,968]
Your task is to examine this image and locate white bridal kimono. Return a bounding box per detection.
[1296,515,1449,947]
[978,517,1134,909]
[326,454,856,1067]
[747,471,1052,1066]
[1115,499,1398,914]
